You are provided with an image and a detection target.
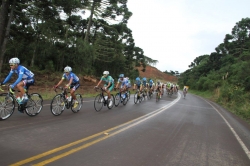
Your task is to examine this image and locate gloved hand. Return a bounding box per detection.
[10,84,14,89]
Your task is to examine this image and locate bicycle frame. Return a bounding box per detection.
[54,87,73,109]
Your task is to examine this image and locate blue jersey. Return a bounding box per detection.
[149,80,153,86]
[3,65,34,88]
[142,80,147,86]
[62,72,79,84]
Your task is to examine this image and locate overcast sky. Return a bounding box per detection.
[126,0,250,73]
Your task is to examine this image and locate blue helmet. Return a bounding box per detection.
[142,77,147,81]
[119,74,124,78]
[136,77,140,81]
[149,79,153,83]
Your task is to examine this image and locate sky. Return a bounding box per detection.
[126,0,250,73]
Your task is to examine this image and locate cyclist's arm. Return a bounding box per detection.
[55,78,64,87]
[2,72,13,84]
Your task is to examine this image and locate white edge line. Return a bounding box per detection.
[201,97,250,159]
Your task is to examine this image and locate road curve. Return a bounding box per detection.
[1,91,250,166]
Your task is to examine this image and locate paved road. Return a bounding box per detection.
[1,92,250,166]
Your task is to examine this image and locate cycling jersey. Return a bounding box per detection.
[3,65,34,88]
[142,80,147,87]
[118,77,130,88]
[135,79,141,86]
[101,75,114,85]
[62,72,79,84]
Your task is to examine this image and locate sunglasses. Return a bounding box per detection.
[9,63,15,66]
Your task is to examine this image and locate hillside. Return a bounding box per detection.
[137,65,178,83]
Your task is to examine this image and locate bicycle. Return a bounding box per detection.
[114,88,129,107]
[0,84,43,120]
[134,89,144,104]
[183,90,187,99]
[155,88,161,102]
[50,87,83,116]
[148,88,154,99]
[94,87,115,112]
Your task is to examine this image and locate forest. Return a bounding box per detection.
[178,18,250,120]
[0,0,159,79]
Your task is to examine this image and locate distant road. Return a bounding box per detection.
[1,92,250,166]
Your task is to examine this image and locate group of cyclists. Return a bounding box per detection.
[0,57,183,114]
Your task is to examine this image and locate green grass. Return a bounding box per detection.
[188,89,250,123]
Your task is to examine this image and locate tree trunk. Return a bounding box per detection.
[84,1,95,43]
[0,0,10,72]
[0,0,15,72]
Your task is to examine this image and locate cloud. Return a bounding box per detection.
[127,0,250,73]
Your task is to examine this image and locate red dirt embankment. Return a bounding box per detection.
[137,65,178,82]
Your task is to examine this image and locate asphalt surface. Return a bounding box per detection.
[1,91,250,166]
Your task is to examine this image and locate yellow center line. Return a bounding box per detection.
[10,113,155,166]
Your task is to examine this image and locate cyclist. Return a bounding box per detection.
[115,74,130,98]
[133,76,141,91]
[183,86,188,98]
[156,81,162,98]
[54,66,80,108]
[95,71,114,107]
[148,79,155,94]
[0,57,34,106]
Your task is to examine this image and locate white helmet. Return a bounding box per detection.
[64,66,72,72]
[9,57,20,64]
[103,71,109,75]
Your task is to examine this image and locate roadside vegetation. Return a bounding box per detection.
[179,18,250,123]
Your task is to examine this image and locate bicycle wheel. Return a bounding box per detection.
[156,92,159,102]
[183,91,186,98]
[50,94,65,116]
[107,94,115,109]
[134,92,139,104]
[71,94,83,113]
[0,93,15,121]
[94,94,104,112]
[114,93,121,107]
[123,95,128,105]
[148,91,153,99]
[25,93,43,117]
[127,91,130,100]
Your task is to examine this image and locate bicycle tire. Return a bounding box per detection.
[134,92,139,104]
[50,94,65,116]
[123,95,128,105]
[107,94,115,109]
[114,93,121,107]
[0,93,15,121]
[156,92,159,102]
[127,91,130,100]
[71,94,83,113]
[94,94,104,112]
[25,93,43,117]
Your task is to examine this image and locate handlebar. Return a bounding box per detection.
[0,84,15,94]
[54,86,69,93]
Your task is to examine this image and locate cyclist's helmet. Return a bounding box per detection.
[149,79,153,83]
[9,57,20,64]
[103,71,109,75]
[157,81,160,84]
[136,77,140,81]
[142,77,147,81]
[64,66,72,72]
[119,74,124,78]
